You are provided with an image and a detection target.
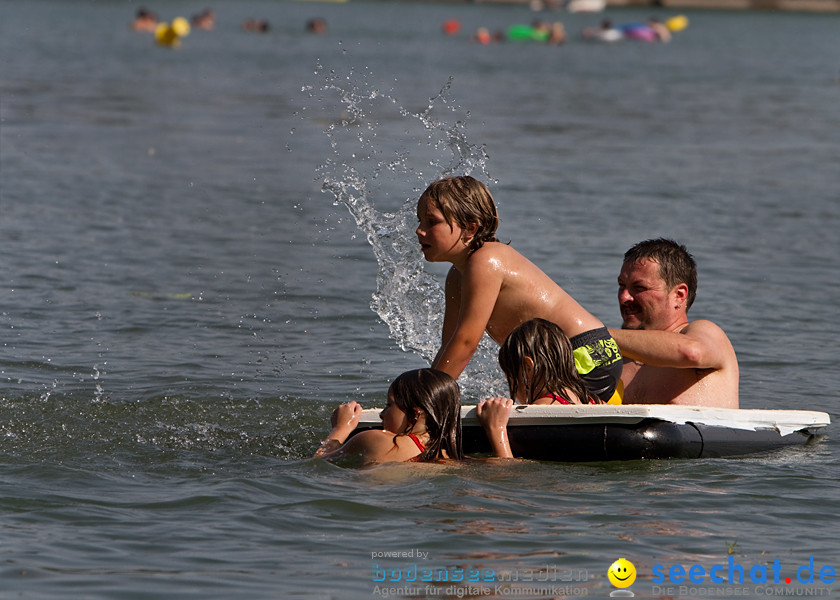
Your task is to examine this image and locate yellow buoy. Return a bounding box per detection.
[665,15,689,33]
[154,17,190,47]
[171,17,191,37]
[155,23,178,47]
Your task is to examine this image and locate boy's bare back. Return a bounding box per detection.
[435,242,604,376]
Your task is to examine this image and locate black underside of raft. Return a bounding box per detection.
[461,419,820,461]
[354,419,821,461]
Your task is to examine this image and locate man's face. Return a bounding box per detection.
[617,258,676,330]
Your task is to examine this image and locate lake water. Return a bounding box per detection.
[1,1,838,598]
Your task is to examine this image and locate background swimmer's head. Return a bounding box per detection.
[419,176,499,254]
[388,368,463,460]
[499,319,591,405]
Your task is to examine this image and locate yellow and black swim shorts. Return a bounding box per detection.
[570,327,623,404]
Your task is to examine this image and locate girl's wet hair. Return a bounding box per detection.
[388,368,464,461]
[499,319,593,405]
[419,176,499,253]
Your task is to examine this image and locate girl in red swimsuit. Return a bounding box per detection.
[499,318,601,406]
[477,319,602,458]
[314,369,464,466]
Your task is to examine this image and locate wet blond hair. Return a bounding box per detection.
[419,176,499,253]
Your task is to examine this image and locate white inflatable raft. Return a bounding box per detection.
[355,405,830,461]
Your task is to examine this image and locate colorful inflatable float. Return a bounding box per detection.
[506,24,551,42]
[616,16,688,42]
[354,404,829,461]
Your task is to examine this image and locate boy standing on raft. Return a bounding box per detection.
[416,176,622,403]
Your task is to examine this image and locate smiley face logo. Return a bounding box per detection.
[607,558,636,588]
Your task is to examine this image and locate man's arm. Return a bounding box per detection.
[432,255,502,379]
[609,320,730,370]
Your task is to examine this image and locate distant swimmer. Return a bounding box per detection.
[618,18,671,42]
[646,18,672,42]
[242,18,270,33]
[191,9,215,31]
[470,28,505,44]
[131,7,158,32]
[582,19,623,42]
[471,27,492,44]
[548,21,566,45]
[306,18,327,34]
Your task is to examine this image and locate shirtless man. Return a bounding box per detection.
[609,239,739,408]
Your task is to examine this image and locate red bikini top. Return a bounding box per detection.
[407,433,426,451]
[540,393,597,405]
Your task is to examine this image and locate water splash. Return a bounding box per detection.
[92,363,106,404]
[308,64,504,399]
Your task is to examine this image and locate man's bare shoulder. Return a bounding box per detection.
[682,319,733,344]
